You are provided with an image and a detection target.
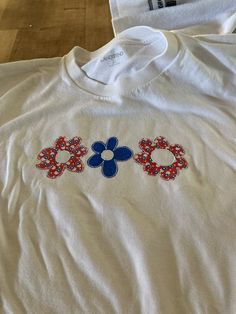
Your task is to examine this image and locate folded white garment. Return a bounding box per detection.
[111,0,177,16]
[109,0,236,35]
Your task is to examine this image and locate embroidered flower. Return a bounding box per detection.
[87,137,133,178]
[134,136,188,180]
[36,136,88,179]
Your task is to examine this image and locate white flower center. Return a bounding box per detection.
[101,150,114,161]
[151,149,175,166]
[56,150,71,163]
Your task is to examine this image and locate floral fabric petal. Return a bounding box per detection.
[134,152,151,165]
[55,136,68,150]
[71,145,88,157]
[37,147,57,161]
[87,154,104,168]
[68,136,81,148]
[169,144,185,157]
[66,155,84,173]
[92,141,106,153]
[36,161,53,170]
[102,159,117,178]
[154,136,169,149]
[175,157,188,170]
[113,146,133,161]
[139,138,156,153]
[106,137,118,151]
[47,163,66,179]
[143,161,160,176]
[159,166,178,181]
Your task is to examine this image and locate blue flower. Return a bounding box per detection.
[87,137,133,178]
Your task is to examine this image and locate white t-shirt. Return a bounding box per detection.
[0,26,236,314]
[109,0,236,35]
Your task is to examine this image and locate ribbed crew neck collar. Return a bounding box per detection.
[63,26,179,97]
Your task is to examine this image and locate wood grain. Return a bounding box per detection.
[0,0,114,63]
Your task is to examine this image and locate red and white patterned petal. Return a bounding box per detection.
[67,136,82,150]
[169,144,185,157]
[54,136,68,151]
[71,145,88,158]
[65,156,84,173]
[159,165,178,181]
[153,136,169,149]
[143,161,160,176]
[175,157,188,170]
[139,138,156,153]
[37,147,57,162]
[133,152,151,165]
[47,163,65,179]
[36,161,53,170]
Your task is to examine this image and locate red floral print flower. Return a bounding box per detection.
[36,136,88,179]
[134,136,188,181]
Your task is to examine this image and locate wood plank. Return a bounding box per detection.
[0,29,18,63]
[0,0,114,63]
[0,0,8,20]
[85,0,114,51]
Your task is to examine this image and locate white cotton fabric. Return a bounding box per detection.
[0,26,236,314]
[109,0,236,35]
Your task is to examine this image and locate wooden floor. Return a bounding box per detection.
[0,0,114,63]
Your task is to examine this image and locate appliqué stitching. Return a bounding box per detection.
[87,136,133,178]
[36,135,188,181]
[134,136,188,180]
[35,136,88,179]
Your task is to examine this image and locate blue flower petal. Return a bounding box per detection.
[106,137,118,151]
[92,141,106,153]
[114,146,133,161]
[102,159,118,178]
[87,154,104,168]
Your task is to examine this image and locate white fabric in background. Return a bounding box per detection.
[109,0,236,35]
[111,0,178,16]
[0,26,236,314]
